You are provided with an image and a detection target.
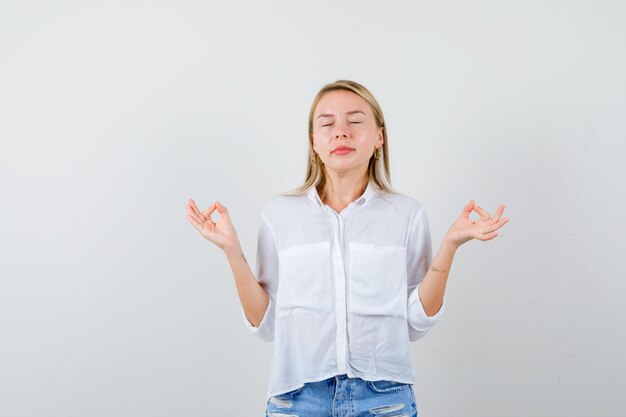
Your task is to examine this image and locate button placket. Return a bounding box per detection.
[323,205,348,374]
[322,200,362,378]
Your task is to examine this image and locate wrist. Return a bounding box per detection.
[441,237,459,253]
[223,242,243,259]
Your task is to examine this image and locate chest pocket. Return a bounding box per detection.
[276,241,332,318]
[348,242,407,318]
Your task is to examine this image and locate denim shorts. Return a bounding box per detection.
[265,374,418,417]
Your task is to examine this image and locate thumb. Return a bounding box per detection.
[215,201,229,216]
[461,199,474,217]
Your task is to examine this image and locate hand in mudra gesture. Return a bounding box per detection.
[186,199,240,252]
[445,200,509,249]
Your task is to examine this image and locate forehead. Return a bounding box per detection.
[314,90,372,117]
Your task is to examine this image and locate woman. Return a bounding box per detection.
[186,80,509,416]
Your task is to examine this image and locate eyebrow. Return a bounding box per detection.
[316,110,366,119]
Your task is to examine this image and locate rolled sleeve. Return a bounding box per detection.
[408,282,446,332]
[241,210,278,342]
[241,295,275,342]
[406,205,446,342]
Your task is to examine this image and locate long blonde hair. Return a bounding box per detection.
[280,80,398,199]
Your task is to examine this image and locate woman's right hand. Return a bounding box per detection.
[186,199,240,253]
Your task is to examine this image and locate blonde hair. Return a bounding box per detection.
[280,80,399,199]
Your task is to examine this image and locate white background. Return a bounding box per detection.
[1,1,624,416]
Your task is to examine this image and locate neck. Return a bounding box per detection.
[319,169,369,207]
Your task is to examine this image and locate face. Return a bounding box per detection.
[311,90,383,175]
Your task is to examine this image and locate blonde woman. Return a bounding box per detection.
[186,80,509,416]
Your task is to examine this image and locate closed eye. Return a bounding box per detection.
[322,122,362,127]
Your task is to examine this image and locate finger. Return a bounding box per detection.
[187,199,204,219]
[190,199,216,223]
[481,215,510,235]
[202,203,218,221]
[473,228,498,240]
[186,205,205,224]
[494,216,509,229]
[186,214,203,231]
[473,204,492,221]
[490,205,509,228]
[186,203,212,226]
[481,223,501,235]
[488,204,505,224]
[461,200,475,219]
[483,231,499,240]
[215,201,229,216]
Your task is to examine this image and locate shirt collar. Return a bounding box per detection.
[307,180,377,209]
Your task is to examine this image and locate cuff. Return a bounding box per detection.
[241,296,273,333]
[407,282,446,331]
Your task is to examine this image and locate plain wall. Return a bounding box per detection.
[0,0,624,416]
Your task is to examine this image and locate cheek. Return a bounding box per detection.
[315,137,333,147]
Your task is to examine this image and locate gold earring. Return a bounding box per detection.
[374,147,381,160]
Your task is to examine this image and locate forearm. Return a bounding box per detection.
[224,244,269,327]
[418,239,458,317]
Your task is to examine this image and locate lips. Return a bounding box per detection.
[332,146,355,153]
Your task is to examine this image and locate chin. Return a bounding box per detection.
[326,163,361,173]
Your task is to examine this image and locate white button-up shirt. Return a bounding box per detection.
[240,181,446,401]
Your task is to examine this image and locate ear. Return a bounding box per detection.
[377,126,384,147]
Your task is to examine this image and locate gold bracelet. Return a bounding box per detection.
[430,265,449,273]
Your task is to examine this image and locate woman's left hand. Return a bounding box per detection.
[444,200,509,249]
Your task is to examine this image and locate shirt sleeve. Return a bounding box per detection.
[406,205,446,342]
[240,210,278,342]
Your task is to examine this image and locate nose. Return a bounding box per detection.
[333,120,350,138]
